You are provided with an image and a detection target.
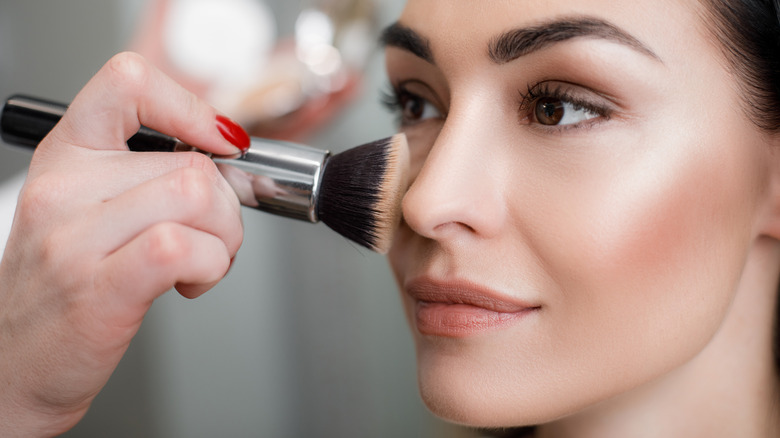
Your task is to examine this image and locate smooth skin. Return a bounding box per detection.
[0,52,243,436]
[385,0,780,436]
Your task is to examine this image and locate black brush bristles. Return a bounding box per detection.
[316,133,408,254]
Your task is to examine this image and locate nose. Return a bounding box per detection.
[401,111,507,242]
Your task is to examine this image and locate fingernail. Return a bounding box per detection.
[216,115,251,153]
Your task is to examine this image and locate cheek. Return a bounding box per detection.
[529,131,765,393]
[388,227,416,324]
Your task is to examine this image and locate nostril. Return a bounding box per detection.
[433,221,476,234]
[399,184,434,237]
[401,185,476,240]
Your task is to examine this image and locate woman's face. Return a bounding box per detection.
[385,0,776,427]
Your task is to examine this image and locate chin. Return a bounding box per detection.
[417,376,545,428]
[414,346,563,429]
[411,332,646,430]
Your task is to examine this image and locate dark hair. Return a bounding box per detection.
[696,0,780,373]
[698,0,780,132]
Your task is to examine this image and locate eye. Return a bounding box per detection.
[381,83,443,126]
[399,92,440,123]
[520,83,611,129]
[534,97,600,126]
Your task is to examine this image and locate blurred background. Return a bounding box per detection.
[0,1,470,436]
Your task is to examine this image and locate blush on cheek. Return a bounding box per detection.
[530,138,761,400]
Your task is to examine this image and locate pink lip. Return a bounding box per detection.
[406,277,540,338]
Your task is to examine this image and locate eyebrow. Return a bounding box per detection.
[380,17,661,65]
[380,22,434,64]
[490,17,661,63]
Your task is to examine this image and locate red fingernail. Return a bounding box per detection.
[216,115,251,152]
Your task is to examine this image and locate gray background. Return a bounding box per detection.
[0,1,467,436]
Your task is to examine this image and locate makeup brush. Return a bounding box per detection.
[0,94,408,253]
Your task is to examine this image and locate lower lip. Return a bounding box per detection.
[414,302,537,338]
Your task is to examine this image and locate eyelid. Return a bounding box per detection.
[397,79,447,115]
[518,81,616,130]
[382,79,447,126]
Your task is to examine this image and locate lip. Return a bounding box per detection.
[406,277,540,338]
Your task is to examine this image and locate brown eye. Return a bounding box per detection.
[530,96,601,127]
[534,97,565,125]
[398,92,441,125]
[400,94,426,121]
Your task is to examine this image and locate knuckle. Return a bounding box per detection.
[169,166,217,210]
[16,175,68,224]
[177,150,217,175]
[104,52,151,96]
[38,227,67,267]
[145,223,190,266]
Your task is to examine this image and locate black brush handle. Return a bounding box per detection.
[2,94,330,225]
[0,94,179,152]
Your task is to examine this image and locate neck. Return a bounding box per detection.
[537,237,780,438]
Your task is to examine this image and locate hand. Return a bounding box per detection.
[0,52,244,436]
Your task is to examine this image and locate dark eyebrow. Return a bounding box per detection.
[380,22,435,64]
[489,17,661,64]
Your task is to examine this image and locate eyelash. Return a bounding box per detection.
[380,85,404,117]
[380,84,440,127]
[380,81,612,130]
[518,82,612,130]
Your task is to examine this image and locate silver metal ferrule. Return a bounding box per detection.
[212,138,330,223]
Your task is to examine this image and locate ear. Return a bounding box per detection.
[757,132,780,240]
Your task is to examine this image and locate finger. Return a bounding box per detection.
[88,161,243,257]
[177,255,238,299]
[49,51,247,155]
[175,280,221,300]
[97,222,232,315]
[48,147,239,206]
[18,150,242,251]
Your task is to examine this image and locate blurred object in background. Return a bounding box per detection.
[130,0,377,141]
[164,0,276,100]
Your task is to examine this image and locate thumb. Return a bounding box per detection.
[50,52,249,155]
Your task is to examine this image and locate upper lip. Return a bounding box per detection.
[405,277,540,313]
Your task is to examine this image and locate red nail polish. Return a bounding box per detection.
[216,115,251,152]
